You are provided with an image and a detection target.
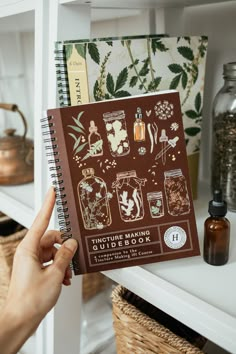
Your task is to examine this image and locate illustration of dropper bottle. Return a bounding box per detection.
[88,120,103,157]
[155,136,179,161]
[134,107,145,142]
[159,129,168,165]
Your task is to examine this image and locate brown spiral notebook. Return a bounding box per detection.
[42,90,200,275]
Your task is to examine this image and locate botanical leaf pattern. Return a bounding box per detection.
[67,35,208,154]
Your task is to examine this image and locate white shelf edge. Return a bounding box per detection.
[103,265,236,353]
[0,0,35,18]
[59,0,234,9]
[0,184,35,228]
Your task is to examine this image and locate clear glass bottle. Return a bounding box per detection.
[134,107,145,142]
[112,170,146,222]
[103,110,130,157]
[77,168,112,230]
[88,120,103,156]
[204,190,230,266]
[164,169,190,216]
[211,62,236,211]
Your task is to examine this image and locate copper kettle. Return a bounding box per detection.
[0,104,34,185]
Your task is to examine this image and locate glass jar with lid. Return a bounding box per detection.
[211,62,236,211]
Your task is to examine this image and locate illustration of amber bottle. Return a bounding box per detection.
[88,120,103,156]
[77,168,112,230]
[112,170,146,222]
[134,107,145,142]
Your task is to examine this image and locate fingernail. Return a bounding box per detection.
[64,239,78,253]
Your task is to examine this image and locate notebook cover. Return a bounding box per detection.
[46,90,200,275]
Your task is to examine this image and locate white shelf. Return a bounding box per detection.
[0,183,35,228]
[0,0,35,18]
[60,0,234,9]
[103,183,236,353]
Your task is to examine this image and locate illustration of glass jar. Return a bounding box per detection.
[77,168,112,230]
[164,169,190,216]
[112,170,146,222]
[103,110,130,157]
[88,120,103,156]
[147,192,164,218]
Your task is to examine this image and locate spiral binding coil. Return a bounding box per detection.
[54,42,71,107]
[41,115,72,241]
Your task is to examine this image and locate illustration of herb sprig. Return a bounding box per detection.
[168,36,208,106]
[68,111,88,155]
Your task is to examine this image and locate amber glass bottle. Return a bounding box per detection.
[203,190,230,266]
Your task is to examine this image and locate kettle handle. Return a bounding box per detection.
[0,103,27,140]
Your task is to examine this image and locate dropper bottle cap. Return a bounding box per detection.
[208,190,227,217]
[135,107,143,119]
[89,120,97,133]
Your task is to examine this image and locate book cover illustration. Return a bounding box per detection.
[47,91,200,274]
[65,35,208,198]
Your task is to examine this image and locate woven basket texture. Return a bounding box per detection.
[112,285,205,354]
[83,272,110,302]
[0,217,27,310]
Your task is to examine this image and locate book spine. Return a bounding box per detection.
[54,42,71,107]
[65,43,90,106]
[40,115,80,273]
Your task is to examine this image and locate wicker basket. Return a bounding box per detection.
[112,285,206,354]
[82,272,110,302]
[0,215,27,310]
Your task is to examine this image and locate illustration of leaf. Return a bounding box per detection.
[177,46,194,61]
[82,139,103,161]
[185,110,199,119]
[195,92,202,113]
[139,61,149,76]
[168,64,183,74]
[183,36,191,44]
[129,76,138,87]
[65,44,73,61]
[74,142,88,155]
[129,59,139,69]
[73,136,82,153]
[115,67,128,91]
[93,80,100,101]
[170,74,181,89]
[68,133,77,141]
[75,44,86,59]
[68,125,84,134]
[185,127,201,136]
[151,206,160,215]
[106,73,115,95]
[72,117,85,131]
[88,43,100,64]
[151,39,168,54]
[181,71,188,89]
[147,77,161,91]
[114,90,131,98]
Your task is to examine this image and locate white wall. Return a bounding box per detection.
[0,31,34,138]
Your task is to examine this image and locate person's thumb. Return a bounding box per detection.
[53,239,78,281]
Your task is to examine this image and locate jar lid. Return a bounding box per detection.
[223,62,236,79]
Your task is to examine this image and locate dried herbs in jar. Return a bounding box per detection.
[211,62,236,211]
